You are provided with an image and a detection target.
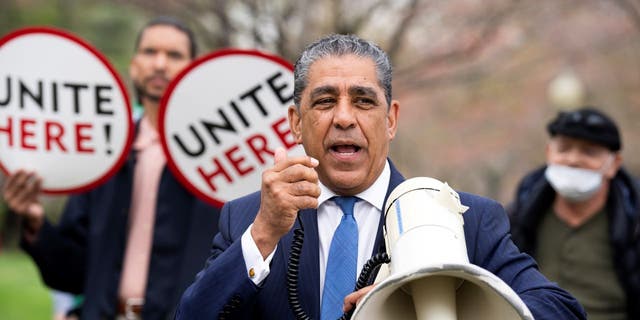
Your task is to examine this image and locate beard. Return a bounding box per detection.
[134,86,160,104]
[133,73,168,104]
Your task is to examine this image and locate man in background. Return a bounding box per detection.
[509,107,639,320]
[2,16,221,319]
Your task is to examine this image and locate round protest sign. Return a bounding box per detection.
[159,49,305,208]
[0,27,133,194]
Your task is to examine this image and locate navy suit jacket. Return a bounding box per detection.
[176,161,585,319]
[21,146,221,319]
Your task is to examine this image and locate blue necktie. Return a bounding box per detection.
[321,196,359,320]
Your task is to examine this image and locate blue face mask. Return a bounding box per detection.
[544,156,613,202]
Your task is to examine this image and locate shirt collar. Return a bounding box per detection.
[133,116,160,150]
[318,160,390,211]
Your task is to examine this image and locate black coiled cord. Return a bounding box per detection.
[287,215,312,320]
[287,213,391,320]
[355,252,391,291]
[218,294,241,319]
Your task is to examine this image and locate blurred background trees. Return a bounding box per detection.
[1,0,640,239]
[1,0,639,317]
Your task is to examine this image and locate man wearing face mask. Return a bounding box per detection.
[508,107,640,320]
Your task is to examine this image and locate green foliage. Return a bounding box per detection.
[0,0,144,82]
[0,250,52,320]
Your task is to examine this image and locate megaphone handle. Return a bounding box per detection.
[339,252,391,320]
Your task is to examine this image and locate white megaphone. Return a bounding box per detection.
[351,177,534,320]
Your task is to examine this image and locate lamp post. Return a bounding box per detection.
[547,69,585,110]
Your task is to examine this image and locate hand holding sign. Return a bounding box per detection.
[252,147,320,258]
[0,28,133,194]
[2,169,44,240]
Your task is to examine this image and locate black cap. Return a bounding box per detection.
[547,107,621,151]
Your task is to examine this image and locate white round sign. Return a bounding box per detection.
[159,49,305,208]
[0,28,133,194]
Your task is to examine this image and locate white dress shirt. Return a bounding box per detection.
[241,160,391,298]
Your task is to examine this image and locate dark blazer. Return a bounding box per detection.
[21,148,221,319]
[176,161,585,320]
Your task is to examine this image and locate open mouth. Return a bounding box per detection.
[331,144,361,155]
[147,75,169,87]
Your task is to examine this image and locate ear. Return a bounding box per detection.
[604,152,623,179]
[129,57,139,81]
[387,100,400,140]
[288,105,303,144]
[545,143,552,162]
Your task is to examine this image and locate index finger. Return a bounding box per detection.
[3,170,40,200]
[343,285,375,312]
[5,170,32,190]
[272,150,318,172]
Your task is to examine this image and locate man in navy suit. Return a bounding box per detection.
[176,34,586,319]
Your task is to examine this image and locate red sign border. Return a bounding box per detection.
[159,49,294,208]
[0,27,134,194]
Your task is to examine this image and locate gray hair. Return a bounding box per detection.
[293,34,392,108]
